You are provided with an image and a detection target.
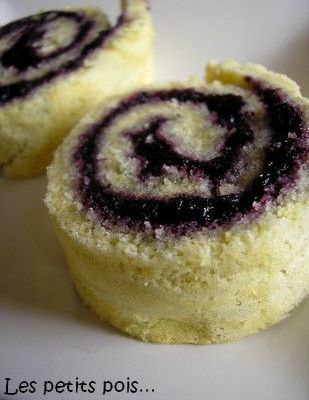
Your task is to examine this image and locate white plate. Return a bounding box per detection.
[0,1,308,399]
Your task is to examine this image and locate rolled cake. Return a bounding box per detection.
[0,0,152,177]
[45,61,309,344]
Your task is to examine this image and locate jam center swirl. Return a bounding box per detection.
[73,83,307,232]
[0,11,116,105]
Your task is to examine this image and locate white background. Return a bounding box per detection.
[0,1,308,399]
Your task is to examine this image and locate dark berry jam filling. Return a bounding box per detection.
[0,11,123,105]
[73,83,307,233]
[129,97,253,183]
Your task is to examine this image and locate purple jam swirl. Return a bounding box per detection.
[0,11,122,105]
[73,82,307,233]
[130,100,253,183]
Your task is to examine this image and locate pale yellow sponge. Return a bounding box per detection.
[45,61,308,344]
[0,0,153,177]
